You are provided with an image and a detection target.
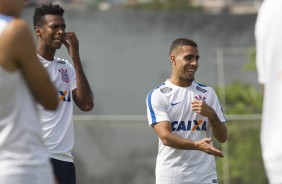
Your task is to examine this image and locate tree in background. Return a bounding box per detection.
[123,0,198,11]
[215,48,267,184]
[217,48,263,115]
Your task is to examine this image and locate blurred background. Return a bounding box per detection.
[23,0,266,183]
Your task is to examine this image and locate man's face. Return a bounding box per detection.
[37,15,66,50]
[172,45,199,83]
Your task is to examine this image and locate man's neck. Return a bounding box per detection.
[37,48,56,61]
[169,76,193,87]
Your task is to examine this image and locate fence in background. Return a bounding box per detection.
[73,114,267,184]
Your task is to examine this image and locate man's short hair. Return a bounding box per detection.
[169,38,198,55]
[33,3,65,28]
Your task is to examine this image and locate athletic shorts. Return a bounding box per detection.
[51,158,76,184]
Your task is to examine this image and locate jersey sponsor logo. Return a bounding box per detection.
[171,101,181,106]
[160,87,172,93]
[59,91,71,102]
[212,179,218,183]
[195,95,206,101]
[171,120,207,131]
[196,86,207,93]
[59,68,69,83]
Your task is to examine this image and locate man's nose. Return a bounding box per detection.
[190,58,198,65]
[58,28,65,34]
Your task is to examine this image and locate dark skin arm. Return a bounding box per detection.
[63,32,94,111]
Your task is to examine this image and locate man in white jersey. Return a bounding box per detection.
[0,0,59,183]
[255,1,282,183]
[32,3,94,184]
[146,38,227,184]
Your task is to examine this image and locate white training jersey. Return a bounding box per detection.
[0,15,53,184]
[146,80,226,184]
[255,0,282,183]
[37,55,77,162]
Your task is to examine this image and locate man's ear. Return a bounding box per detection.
[170,54,176,66]
[35,26,41,37]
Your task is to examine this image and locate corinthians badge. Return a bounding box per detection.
[59,68,69,83]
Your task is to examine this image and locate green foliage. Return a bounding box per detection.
[214,49,267,183]
[216,49,263,114]
[243,48,256,72]
[216,121,268,184]
[217,81,263,114]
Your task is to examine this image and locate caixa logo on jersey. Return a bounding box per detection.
[59,91,71,102]
[171,120,207,131]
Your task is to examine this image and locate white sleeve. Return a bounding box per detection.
[146,89,170,126]
[210,88,227,123]
[69,63,77,91]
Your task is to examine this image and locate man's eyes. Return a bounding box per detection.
[50,25,66,30]
[184,55,199,61]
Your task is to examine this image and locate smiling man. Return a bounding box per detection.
[146,38,227,184]
[33,4,94,184]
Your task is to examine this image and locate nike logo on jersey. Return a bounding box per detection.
[171,101,181,106]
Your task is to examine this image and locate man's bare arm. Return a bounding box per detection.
[192,100,227,143]
[63,32,94,111]
[7,19,58,110]
[153,121,224,157]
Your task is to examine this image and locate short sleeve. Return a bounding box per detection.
[210,88,227,123]
[69,63,77,91]
[146,89,170,126]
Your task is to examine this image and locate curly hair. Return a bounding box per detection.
[33,3,65,28]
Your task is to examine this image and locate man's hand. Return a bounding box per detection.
[195,138,224,157]
[62,32,79,58]
[191,100,213,117]
[192,100,228,143]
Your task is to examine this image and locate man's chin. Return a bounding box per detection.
[184,76,194,82]
[53,44,62,49]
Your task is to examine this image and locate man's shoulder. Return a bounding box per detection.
[1,18,29,43]
[147,81,175,100]
[0,14,14,24]
[193,82,214,93]
[6,18,29,33]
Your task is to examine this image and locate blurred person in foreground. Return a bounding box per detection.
[0,0,58,183]
[255,0,282,183]
[33,3,94,184]
[146,38,227,184]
